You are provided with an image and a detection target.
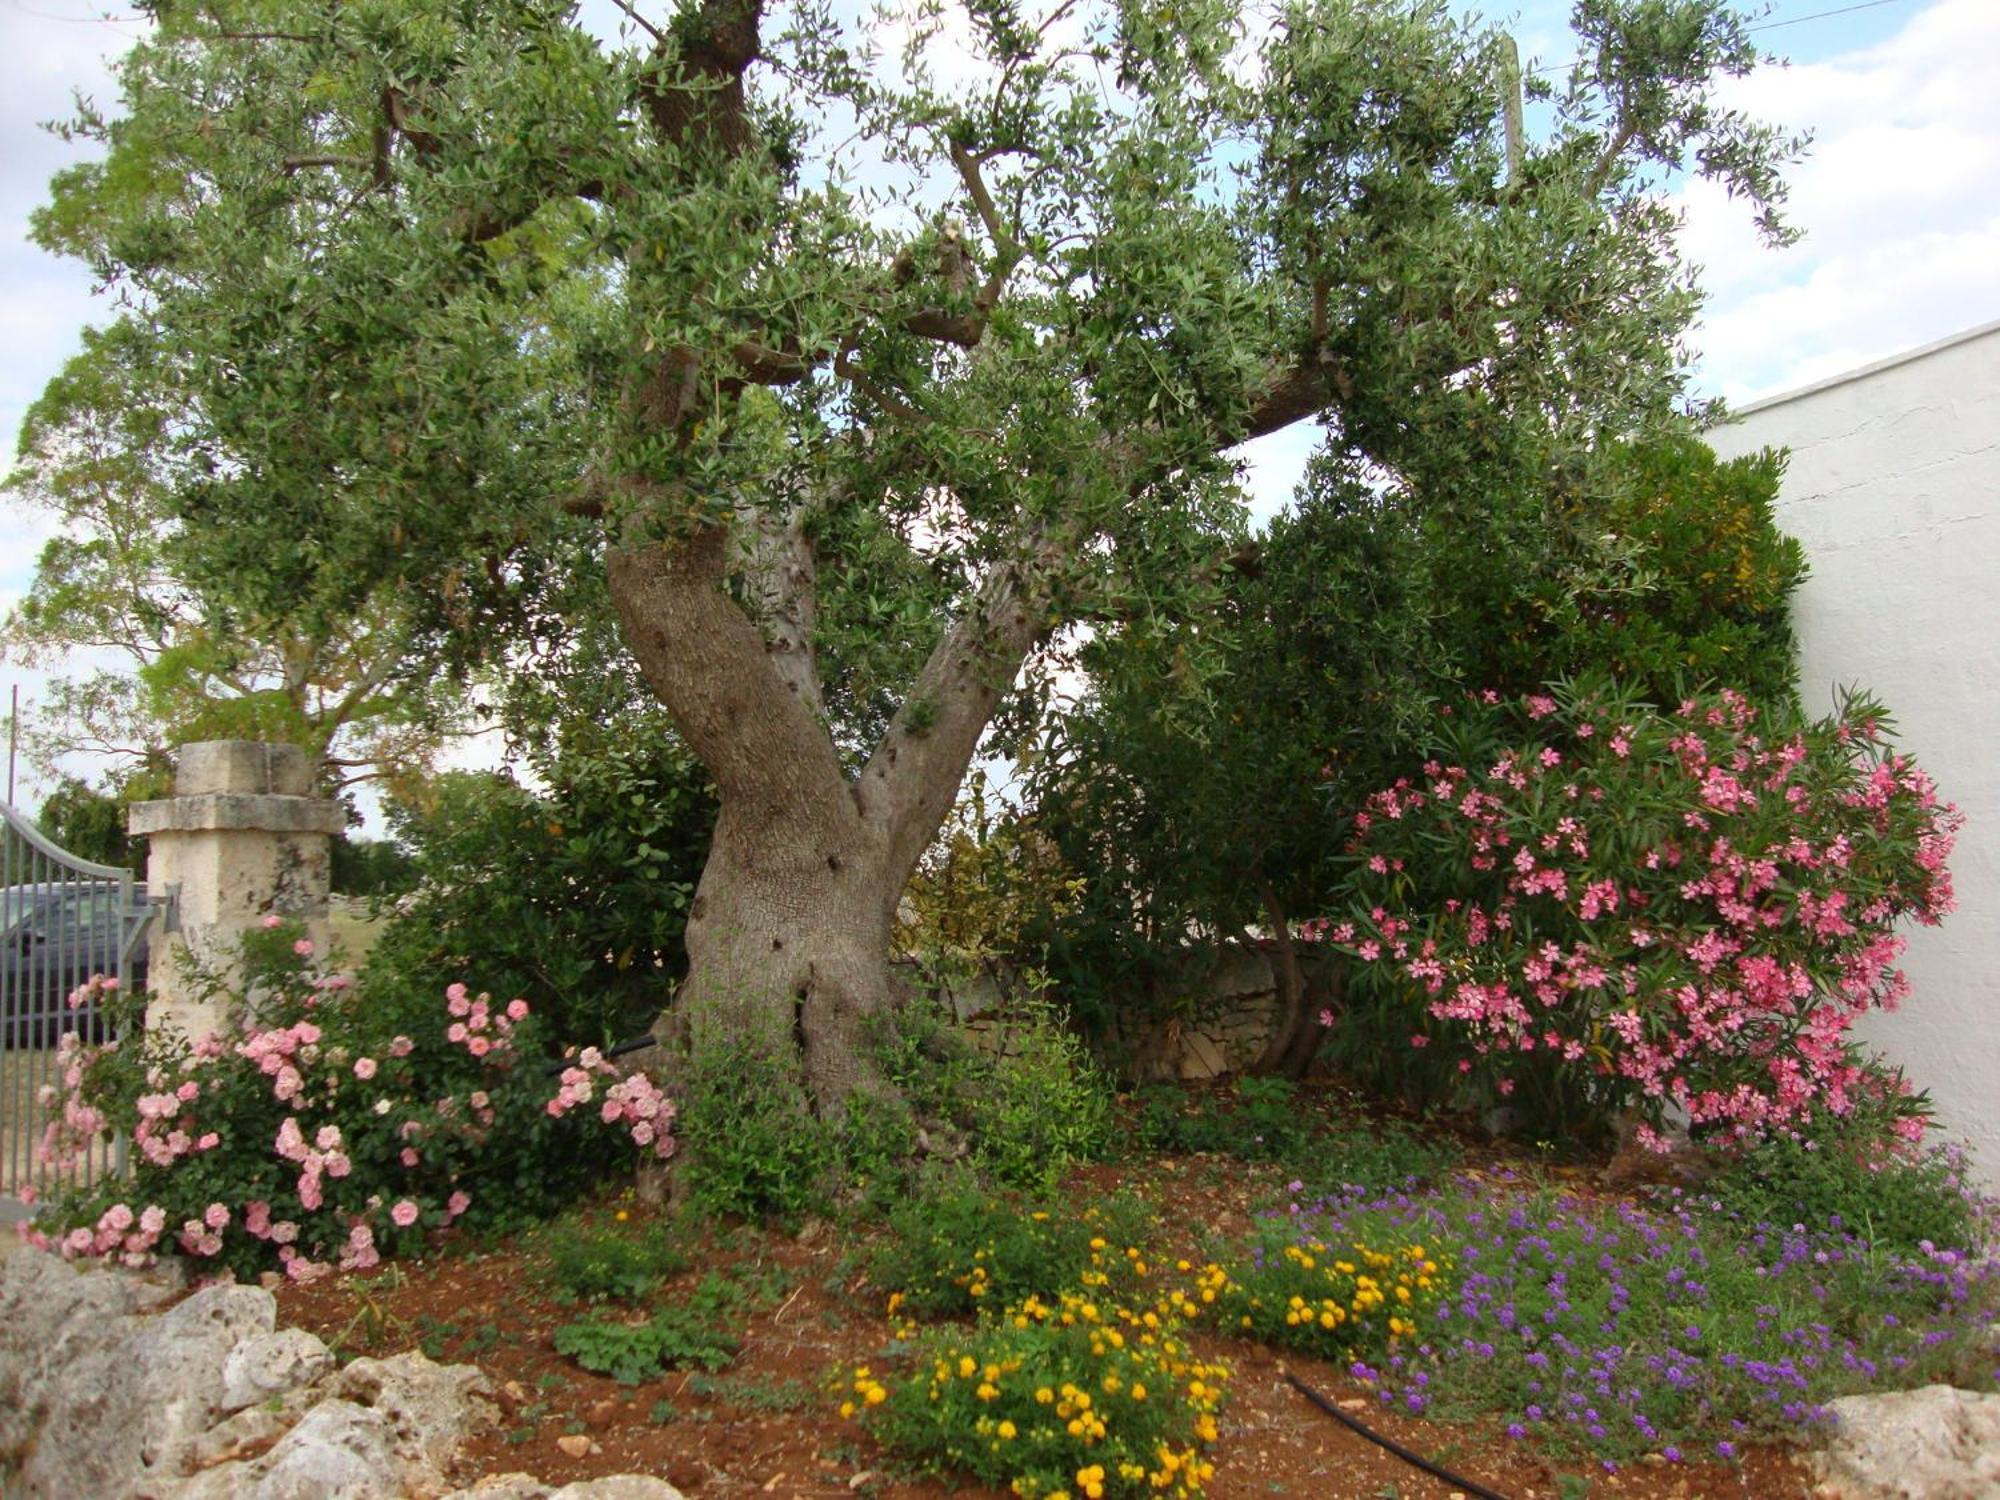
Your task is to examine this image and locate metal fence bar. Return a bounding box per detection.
[0,799,146,1214]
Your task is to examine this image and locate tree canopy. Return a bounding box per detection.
[25,0,1803,1119]
[3,320,489,792]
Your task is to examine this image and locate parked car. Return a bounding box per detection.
[0,882,149,1050]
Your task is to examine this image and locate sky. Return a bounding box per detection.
[2,0,1998,808]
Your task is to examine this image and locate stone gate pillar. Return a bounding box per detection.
[127,741,347,1039]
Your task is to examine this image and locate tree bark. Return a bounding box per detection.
[605,517,1051,1120]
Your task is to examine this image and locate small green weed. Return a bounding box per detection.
[552,1271,750,1383]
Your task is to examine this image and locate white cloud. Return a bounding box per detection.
[1677,0,2000,403]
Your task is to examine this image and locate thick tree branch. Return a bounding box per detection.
[608,516,850,821]
[857,522,1062,878]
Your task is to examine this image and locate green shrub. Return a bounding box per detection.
[539,1215,692,1305]
[869,1174,1154,1318]
[1133,1079,1315,1162]
[862,992,1114,1195]
[1705,1115,1985,1257]
[367,724,713,1051]
[677,1037,834,1224]
[1307,1117,1461,1194]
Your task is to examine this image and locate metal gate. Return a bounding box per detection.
[0,800,152,1221]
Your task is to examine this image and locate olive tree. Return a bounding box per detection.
[30,0,1799,1119]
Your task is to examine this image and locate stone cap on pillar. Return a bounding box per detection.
[127,740,347,837]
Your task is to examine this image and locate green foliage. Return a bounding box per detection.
[2,320,481,791]
[1134,1079,1317,1162]
[539,1216,693,1305]
[553,1272,747,1383]
[866,993,1114,1194]
[1431,434,1807,710]
[33,774,154,875]
[869,1175,1154,1319]
[329,835,418,899]
[1132,1081,1458,1188]
[897,772,1086,977]
[678,1037,835,1224]
[1706,1118,1984,1259]
[364,721,714,1050]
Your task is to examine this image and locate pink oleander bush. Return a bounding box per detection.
[21,919,676,1280]
[1322,681,1961,1148]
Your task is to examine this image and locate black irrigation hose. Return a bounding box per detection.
[1284,1370,1514,1500]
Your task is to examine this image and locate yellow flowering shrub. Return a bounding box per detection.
[844,1288,1227,1498]
[1204,1230,1448,1361]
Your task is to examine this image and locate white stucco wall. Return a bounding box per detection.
[1709,320,2000,1185]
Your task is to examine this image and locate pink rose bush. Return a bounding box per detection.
[23,921,681,1278]
[546,1046,679,1158]
[1330,683,1960,1147]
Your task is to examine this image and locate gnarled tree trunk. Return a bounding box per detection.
[605,509,1052,1120]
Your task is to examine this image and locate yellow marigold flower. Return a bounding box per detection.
[1130,1383,1148,1401]
[864,1385,887,1406]
[977,1383,999,1401]
[1036,1386,1055,1404]
[998,1420,1017,1439]
[959,1356,978,1378]
[838,1401,856,1419]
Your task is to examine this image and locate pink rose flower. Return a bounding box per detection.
[354,1058,378,1080]
[390,1200,420,1228]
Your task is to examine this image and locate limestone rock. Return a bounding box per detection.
[444,1476,553,1500]
[548,1480,687,1499]
[178,1399,405,1500]
[1,1251,497,1500]
[0,1255,276,1497]
[328,1350,499,1476]
[220,1328,335,1413]
[441,1478,687,1500]
[1814,1384,2000,1500]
